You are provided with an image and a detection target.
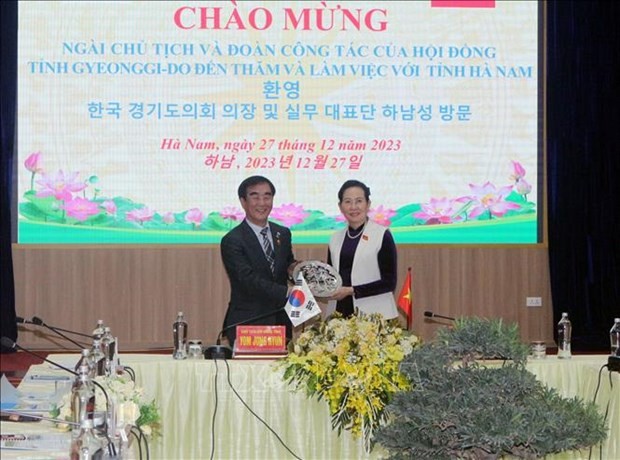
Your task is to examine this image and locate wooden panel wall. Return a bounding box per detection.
[11,245,553,351]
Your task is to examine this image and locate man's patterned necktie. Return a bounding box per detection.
[260,227,275,274]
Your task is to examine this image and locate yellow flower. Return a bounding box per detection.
[280,312,419,452]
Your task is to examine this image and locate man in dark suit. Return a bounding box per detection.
[220,175,297,345]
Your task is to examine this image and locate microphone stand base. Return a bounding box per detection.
[204,345,233,360]
[609,355,620,373]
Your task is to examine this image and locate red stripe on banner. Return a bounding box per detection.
[431,0,496,8]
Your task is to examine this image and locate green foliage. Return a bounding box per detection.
[437,317,531,365]
[373,317,608,459]
[21,190,63,222]
[135,399,161,436]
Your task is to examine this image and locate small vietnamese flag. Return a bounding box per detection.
[397,267,413,329]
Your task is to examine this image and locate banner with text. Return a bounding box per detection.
[17,1,542,244]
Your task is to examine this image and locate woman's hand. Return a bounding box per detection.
[326,286,355,301]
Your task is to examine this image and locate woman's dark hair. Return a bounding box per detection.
[238,175,276,198]
[337,180,371,203]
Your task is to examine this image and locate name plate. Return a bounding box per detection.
[234,325,286,354]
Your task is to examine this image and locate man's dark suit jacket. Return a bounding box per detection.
[220,219,295,344]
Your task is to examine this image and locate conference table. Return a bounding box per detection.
[1,354,618,459]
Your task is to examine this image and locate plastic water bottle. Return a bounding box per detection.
[90,339,106,377]
[557,312,572,359]
[173,311,188,360]
[610,318,620,355]
[74,349,91,372]
[70,419,104,460]
[71,365,96,434]
[101,326,117,375]
[92,319,105,340]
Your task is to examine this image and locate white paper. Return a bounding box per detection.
[0,374,21,408]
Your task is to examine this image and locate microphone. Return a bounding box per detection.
[204,306,287,360]
[424,311,456,321]
[31,316,92,338]
[16,316,33,324]
[1,336,79,375]
[0,409,80,426]
[30,316,87,349]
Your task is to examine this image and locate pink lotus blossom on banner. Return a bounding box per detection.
[101,200,117,216]
[510,160,527,182]
[468,182,521,219]
[220,206,245,221]
[368,205,396,226]
[515,177,532,196]
[36,170,87,201]
[335,214,347,223]
[185,208,204,227]
[271,203,309,227]
[162,212,175,224]
[414,197,462,224]
[61,197,100,221]
[126,207,155,224]
[24,152,43,173]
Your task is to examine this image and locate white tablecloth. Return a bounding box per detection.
[2,354,618,459]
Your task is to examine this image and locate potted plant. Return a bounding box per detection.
[373,317,607,459]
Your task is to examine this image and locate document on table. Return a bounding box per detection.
[0,433,70,451]
[0,375,20,410]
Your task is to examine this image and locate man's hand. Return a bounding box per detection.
[287,260,303,280]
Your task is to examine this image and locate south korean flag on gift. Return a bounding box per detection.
[285,272,321,327]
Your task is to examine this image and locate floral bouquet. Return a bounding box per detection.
[52,374,161,438]
[280,312,419,451]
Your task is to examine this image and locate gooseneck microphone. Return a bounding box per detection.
[424,311,457,321]
[204,306,288,360]
[31,316,92,338]
[1,336,80,375]
[29,316,87,349]
[0,410,80,426]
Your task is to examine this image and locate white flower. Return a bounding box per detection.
[117,401,140,426]
[51,374,160,438]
